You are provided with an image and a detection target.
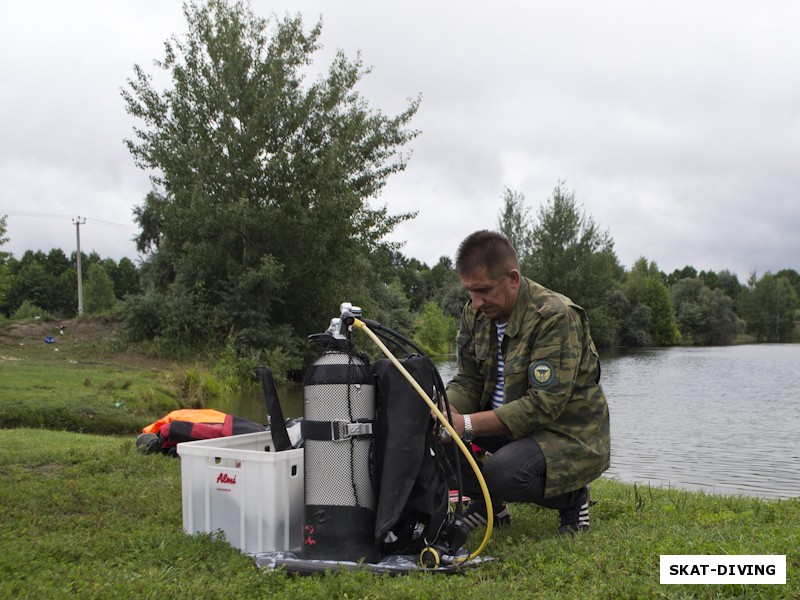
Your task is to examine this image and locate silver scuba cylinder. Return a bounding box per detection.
[301,304,380,562]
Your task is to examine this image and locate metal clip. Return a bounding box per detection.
[346,422,373,437]
[331,421,373,441]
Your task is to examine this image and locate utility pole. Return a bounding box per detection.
[73,217,86,316]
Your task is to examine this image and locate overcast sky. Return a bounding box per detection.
[2,1,799,282]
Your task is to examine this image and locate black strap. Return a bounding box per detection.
[302,419,374,441]
[257,366,292,452]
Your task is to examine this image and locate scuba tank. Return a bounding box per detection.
[297,302,482,568]
[301,305,380,562]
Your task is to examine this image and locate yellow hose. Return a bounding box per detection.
[352,318,493,564]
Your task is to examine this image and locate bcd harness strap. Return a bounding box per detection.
[302,419,374,441]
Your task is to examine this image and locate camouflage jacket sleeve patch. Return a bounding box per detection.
[529,359,556,388]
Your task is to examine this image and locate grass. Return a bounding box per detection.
[1,317,798,598]
[0,318,229,433]
[0,428,797,599]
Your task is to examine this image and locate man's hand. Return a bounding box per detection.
[433,405,511,441]
[433,406,465,443]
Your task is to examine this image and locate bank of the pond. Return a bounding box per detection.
[0,348,196,433]
[0,318,235,434]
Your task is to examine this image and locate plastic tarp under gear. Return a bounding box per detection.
[254,550,491,575]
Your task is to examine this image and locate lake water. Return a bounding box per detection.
[212,344,800,499]
[598,344,800,499]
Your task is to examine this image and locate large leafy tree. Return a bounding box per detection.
[525,182,622,311]
[122,1,419,353]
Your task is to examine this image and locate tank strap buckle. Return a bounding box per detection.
[334,420,373,440]
[302,419,374,441]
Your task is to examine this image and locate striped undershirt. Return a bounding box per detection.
[492,320,508,409]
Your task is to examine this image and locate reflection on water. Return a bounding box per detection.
[210,345,800,499]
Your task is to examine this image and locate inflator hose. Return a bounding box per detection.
[353,319,493,563]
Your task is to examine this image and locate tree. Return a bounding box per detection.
[424,256,465,320]
[389,253,464,320]
[620,303,651,346]
[5,262,57,315]
[122,1,419,357]
[525,182,622,311]
[670,278,705,343]
[16,250,48,271]
[670,277,740,345]
[54,270,78,317]
[776,268,800,302]
[112,257,141,299]
[592,288,631,347]
[644,277,681,345]
[413,301,458,356]
[666,265,698,286]
[382,250,428,312]
[740,272,798,342]
[0,215,9,309]
[0,215,8,252]
[698,286,741,345]
[359,276,413,335]
[496,187,533,265]
[624,257,680,346]
[84,264,117,314]
[45,248,71,278]
[708,269,742,307]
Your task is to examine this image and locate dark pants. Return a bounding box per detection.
[458,435,584,514]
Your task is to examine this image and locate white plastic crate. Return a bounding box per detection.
[177,431,304,555]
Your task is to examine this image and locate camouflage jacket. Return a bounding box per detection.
[446,277,611,497]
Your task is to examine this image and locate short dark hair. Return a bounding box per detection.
[455,230,519,278]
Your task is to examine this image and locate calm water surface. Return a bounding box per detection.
[212,344,800,499]
[599,344,800,499]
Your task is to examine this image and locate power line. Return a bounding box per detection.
[1,210,75,220]
[0,210,137,230]
[85,218,137,230]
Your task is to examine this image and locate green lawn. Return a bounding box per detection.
[0,428,796,599]
[0,318,208,433]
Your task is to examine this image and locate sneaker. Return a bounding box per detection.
[462,500,512,530]
[557,485,590,534]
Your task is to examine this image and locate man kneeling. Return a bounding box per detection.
[445,230,610,534]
